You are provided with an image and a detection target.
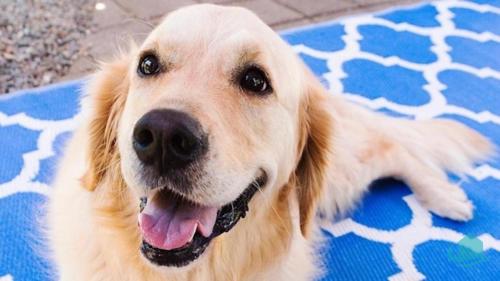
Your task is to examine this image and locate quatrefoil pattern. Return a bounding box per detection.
[0,1,499,280]
[282,1,500,280]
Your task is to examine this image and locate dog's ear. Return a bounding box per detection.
[81,54,131,191]
[294,67,334,237]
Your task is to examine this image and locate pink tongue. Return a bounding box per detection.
[138,194,218,250]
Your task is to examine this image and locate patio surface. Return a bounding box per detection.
[63,0,426,81]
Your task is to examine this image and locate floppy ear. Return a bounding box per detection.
[81,55,131,191]
[294,68,334,237]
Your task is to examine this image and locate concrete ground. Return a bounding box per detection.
[63,0,424,80]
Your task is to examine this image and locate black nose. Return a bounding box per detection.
[133,109,207,174]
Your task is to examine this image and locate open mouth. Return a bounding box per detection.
[138,173,267,267]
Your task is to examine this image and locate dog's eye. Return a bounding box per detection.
[138,55,160,76]
[239,67,271,94]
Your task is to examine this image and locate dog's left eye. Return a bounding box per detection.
[138,55,160,76]
[239,67,271,94]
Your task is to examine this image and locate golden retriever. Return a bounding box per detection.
[48,4,494,281]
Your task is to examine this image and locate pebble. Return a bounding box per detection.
[0,0,95,94]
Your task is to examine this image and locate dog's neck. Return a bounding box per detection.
[89,173,311,280]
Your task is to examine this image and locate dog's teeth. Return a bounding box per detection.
[189,225,197,242]
[139,197,147,212]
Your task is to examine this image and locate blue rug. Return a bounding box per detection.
[1,0,499,280]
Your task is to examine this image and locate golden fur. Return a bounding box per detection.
[48,4,494,281]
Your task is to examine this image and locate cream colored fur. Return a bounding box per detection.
[48,4,494,281]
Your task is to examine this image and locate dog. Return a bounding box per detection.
[48,4,494,281]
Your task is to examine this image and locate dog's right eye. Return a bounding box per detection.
[138,55,160,76]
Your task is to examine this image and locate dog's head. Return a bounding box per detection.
[82,4,333,269]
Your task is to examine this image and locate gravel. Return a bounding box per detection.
[0,0,95,94]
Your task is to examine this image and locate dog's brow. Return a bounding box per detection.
[138,48,160,61]
[235,47,262,68]
[240,49,260,63]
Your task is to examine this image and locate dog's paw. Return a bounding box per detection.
[416,183,474,221]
